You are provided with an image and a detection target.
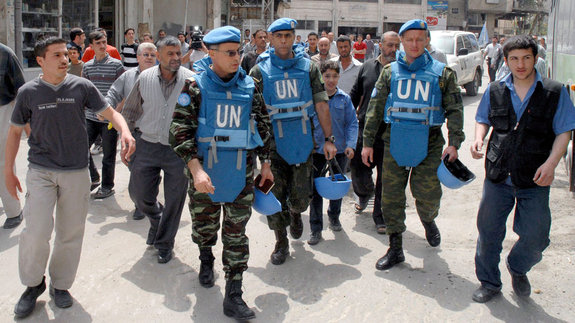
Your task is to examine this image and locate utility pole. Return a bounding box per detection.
[14,0,22,62]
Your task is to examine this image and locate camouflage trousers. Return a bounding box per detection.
[381,128,445,235]
[187,155,255,281]
[266,150,313,230]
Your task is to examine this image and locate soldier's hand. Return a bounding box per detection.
[260,162,274,184]
[470,139,484,159]
[362,147,373,167]
[324,141,337,160]
[345,147,355,160]
[442,146,458,162]
[193,169,215,194]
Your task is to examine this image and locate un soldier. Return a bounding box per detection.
[361,20,464,270]
[249,18,337,265]
[171,26,273,320]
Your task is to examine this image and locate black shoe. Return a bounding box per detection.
[375,233,405,270]
[307,231,322,245]
[93,187,115,199]
[375,247,405,270]
[270,229,289,265]
[421,220,441,247]
[289,212,303,239]
[223,280,256,321]
[3,212,23,229]
[508,264,531,297]
[90,180,100,191]
[157,249,173,264]
[132,208,145,220]
[49,284,73,308]
[329,218,342,232]
[14,277,46,318]
[472,286,501,303]
[199,248,215,288]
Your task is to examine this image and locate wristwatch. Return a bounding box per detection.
[325,136,335,143]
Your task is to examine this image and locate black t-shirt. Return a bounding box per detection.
[12,75,108,170]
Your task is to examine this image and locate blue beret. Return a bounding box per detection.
[203,26,241,45]
[268,18,297,33]
[398,19,428,36]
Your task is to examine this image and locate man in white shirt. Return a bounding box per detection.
[330,35,362,94]
[483,36,502,82]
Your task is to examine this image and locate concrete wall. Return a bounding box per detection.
[0,1,15,48]
[447,0,467,30]
[468,0,512,13]
[153,0,207,35]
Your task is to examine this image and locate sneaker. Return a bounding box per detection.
[3,212,23,229]
[93,187,115,199]
[307,231,322,245]
[329,218,342,232]
[90,144,103,155]
[376,224,386,235]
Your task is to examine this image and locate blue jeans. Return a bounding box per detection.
[310,153,347,233]
[475,179,551,291]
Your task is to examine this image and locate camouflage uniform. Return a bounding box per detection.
[249,62,329,230]
[363,64,464,235]
[170,77,272,280]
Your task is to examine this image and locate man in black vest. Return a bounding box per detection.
[470,35,575,303]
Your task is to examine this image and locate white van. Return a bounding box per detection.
[430,30,484,96]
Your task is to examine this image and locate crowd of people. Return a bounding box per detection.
[1,16,574,321]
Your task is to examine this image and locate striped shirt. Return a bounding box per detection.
[121,43,139,69]
[82,54,124,122]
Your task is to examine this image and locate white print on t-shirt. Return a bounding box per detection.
[57,97,76,104]
[38,103,57,110]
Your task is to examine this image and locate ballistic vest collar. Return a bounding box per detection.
[396,49,433,72]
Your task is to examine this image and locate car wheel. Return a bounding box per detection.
[464,70,480,96]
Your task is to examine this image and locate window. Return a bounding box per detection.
[384,0,422,4]
[466,34,480,52]
[456,36,464,54]
[295,20,315,30]
[318,21,332,33]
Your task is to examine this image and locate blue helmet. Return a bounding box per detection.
[314,159,352,200]
[253,188,282,215]
[437,157,476,189]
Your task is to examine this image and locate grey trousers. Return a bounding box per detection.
[0,103,22,218]
[19,167,90,289]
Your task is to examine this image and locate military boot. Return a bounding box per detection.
[375,233,405,270]
[223,279,256,321]
[198,247,215,288]
[270,228,289,265]
[421,220,441,247]
[289,211,303,239]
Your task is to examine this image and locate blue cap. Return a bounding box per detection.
[268,18,297,33]
[203,26,241,45]
[398,19,428,36]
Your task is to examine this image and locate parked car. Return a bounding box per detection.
[430,30,484,96]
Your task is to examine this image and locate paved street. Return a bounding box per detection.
[1,71,574,322]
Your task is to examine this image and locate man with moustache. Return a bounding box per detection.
[249,18,337,265]
[362,20,464,270]
[240,29,268,73]
[330,35,362,94]
[122,36,195,263]
[349,31,400,233]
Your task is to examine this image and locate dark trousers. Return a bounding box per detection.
[487,58,497,82]
[87,119,118,188]
[350,133,385,225]
[310,153,348,233]
[129,135,188,251]
[475,179,551,291]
